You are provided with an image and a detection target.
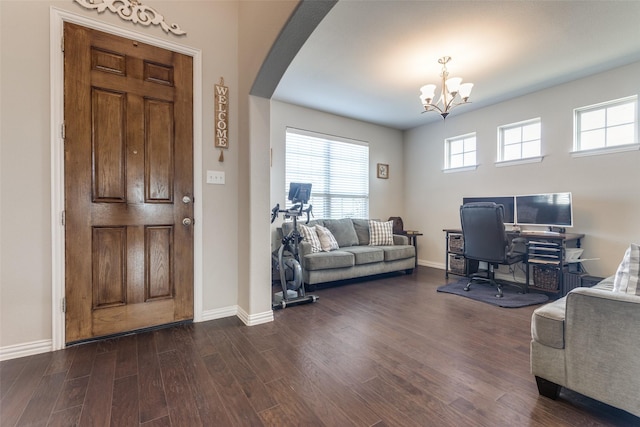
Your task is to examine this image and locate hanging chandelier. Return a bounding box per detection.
[419,56,473,119]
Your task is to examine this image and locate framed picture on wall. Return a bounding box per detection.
[377,163,389,179]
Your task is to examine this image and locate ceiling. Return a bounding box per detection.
[271,1,640,130]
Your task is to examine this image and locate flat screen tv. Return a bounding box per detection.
[515,192,573,228]
[462,196,515,224]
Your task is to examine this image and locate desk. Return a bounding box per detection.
[443,229,585,295]
[404,231,423,268]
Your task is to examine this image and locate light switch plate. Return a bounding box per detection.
[206,170,225,185]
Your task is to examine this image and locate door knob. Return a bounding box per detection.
[182,217,193,226]
[182,195,192,204]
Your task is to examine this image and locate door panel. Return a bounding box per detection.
[92,88,126,202]
[64,23,193,343]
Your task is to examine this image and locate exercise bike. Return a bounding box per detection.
[270,183,319,309]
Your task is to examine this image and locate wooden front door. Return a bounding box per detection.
[64,23,194,343]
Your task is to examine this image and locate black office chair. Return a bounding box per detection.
[460,202,529,298]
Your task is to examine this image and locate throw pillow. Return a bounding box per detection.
[315,225,340,252]
[612,243,640,295]
[323,218,359,247]
[351,218,371,245]
[299,224,322,253]
[369,220,394,246]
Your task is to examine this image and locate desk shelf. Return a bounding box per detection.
[443,229,585,296]
[522,233,584,295]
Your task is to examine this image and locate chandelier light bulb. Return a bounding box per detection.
[419,56,473,119]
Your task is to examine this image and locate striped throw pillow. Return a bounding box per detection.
[315,225,339,252]
[613,243,640,295]
[368,220,394,246]
[299,224,322,253]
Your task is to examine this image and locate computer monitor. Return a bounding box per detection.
[462,196,515,224]
[287,182,312,204]
[515,192,573,228]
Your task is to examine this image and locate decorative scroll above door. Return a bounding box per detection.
[74,0,186,36]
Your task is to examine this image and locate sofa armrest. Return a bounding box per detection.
[393,234,409,245]
[564,287,640,416]
[299,241,312,256]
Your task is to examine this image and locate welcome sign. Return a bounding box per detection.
[215,77,229,161]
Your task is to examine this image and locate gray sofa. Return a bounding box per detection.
[280,218,416,287]
[530,276,640,417]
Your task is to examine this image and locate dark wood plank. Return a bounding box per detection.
[170,326,234,425]
[79,350,117,427]
[66,342,98,379]
[0,356,28,399]
[0,353,53,426]
[47,406,82,427]
[157,350,203,426]
[53,376,89,412]
[45,347,77,375]
[208,326,277,413]
[114,334,138,380]
[110,375,139,427]
[153,327,176,354]
[16,371,67,426]
[202,352,265,426]
[137,332,169,423]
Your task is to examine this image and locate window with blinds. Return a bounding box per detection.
[285,128,369,219]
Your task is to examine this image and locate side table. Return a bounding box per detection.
[404,231,423,269]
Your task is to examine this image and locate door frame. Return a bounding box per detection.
[50,7,203,350]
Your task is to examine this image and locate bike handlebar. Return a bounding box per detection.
[270,203,314,224]
[270,203,280,223]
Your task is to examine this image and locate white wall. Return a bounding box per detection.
[269,100,405,245]
[404,61,640,278]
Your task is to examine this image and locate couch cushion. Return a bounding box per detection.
[382,245,415,261]
[303,251,354,271]
[531,297,566,349]
[323,219,359,247]
[341,246,384,265]
[613,243,640,295]
[351,218,371,245]
[369,220,394,246]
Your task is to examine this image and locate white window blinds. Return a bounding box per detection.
[285,128,369,219]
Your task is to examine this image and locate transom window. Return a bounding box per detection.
[498,118,541,162]
[444,133,476,170]
[285,128,369,219]
[574,96,638,153]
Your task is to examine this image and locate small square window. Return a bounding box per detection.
[444,133,476,170]
[497,118,541,162]
[574,96,638,153]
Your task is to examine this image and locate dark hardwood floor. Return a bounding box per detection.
[2,267,638,426]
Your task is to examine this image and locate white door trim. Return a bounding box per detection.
[50,7,203,350]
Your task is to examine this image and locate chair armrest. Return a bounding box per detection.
[299,241,312,257]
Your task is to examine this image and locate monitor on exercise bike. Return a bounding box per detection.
[288,182,312,204]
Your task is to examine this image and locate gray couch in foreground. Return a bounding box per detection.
[280,218,415,287]
[530,276,640,417]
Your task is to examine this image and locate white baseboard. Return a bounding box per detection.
[420,260,445,270]
[0,339,52,361]
[200,305,274,327]
[200,305,239,322]
[236,306,274,326]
